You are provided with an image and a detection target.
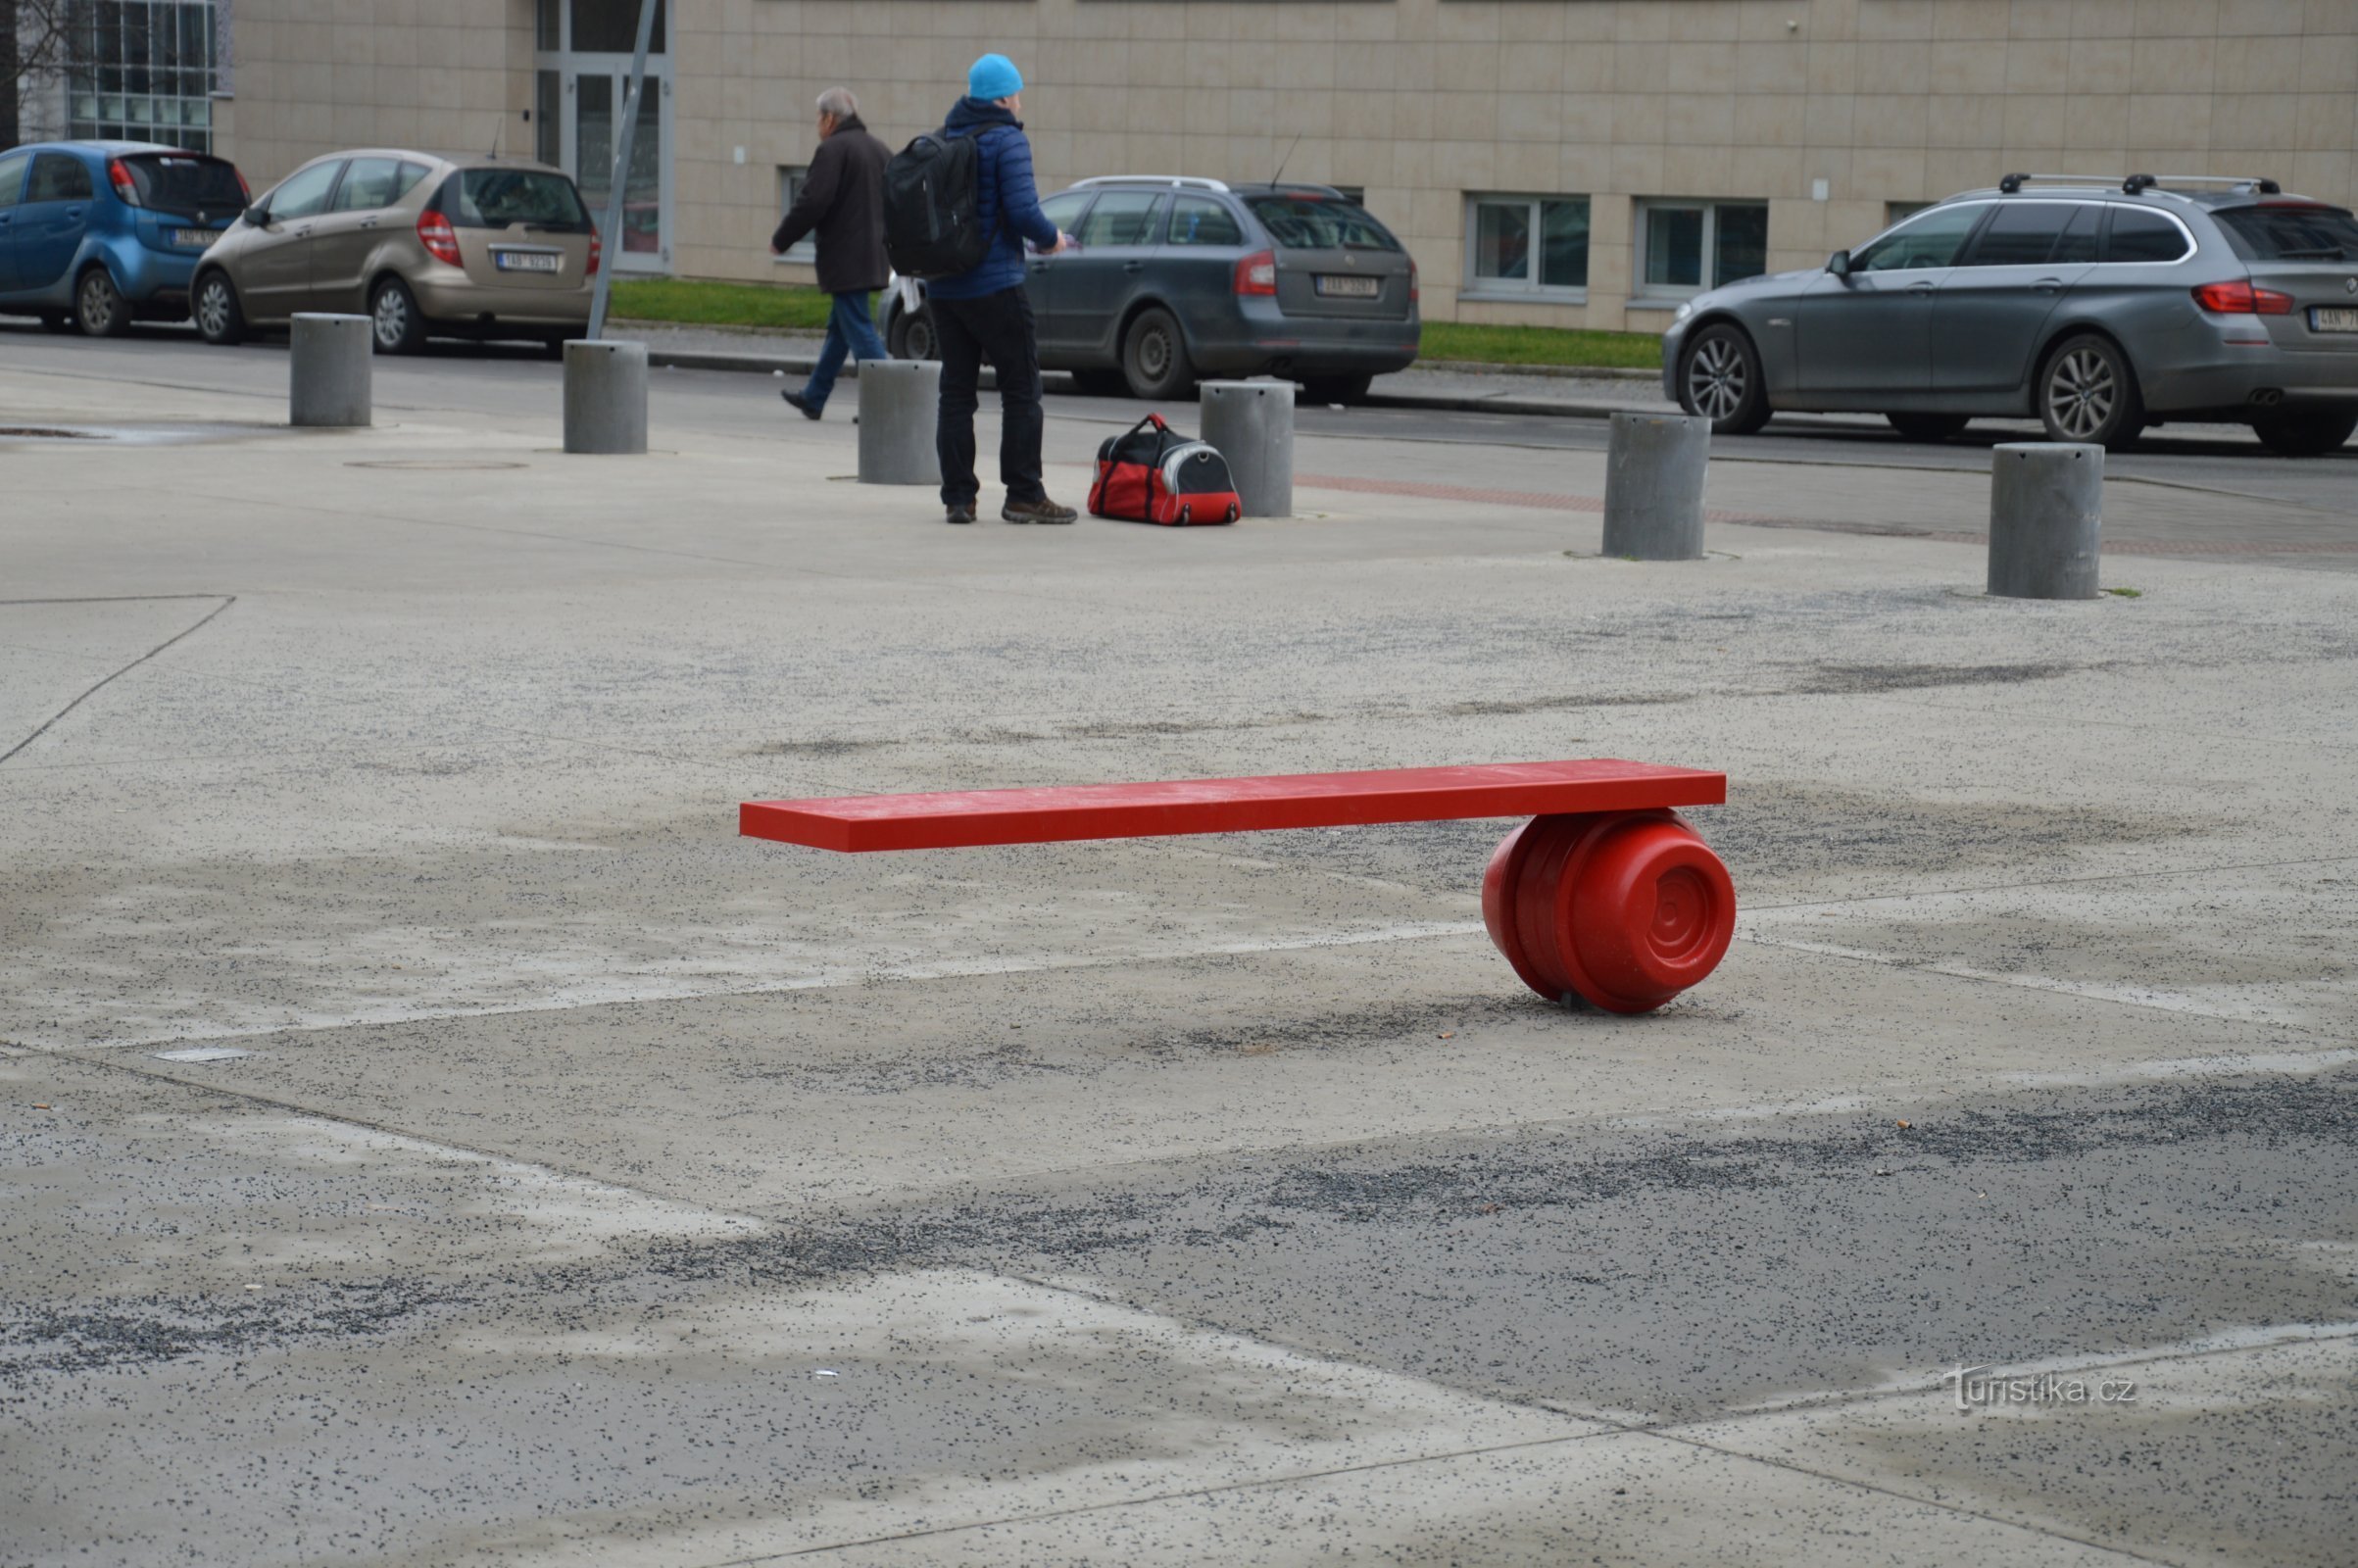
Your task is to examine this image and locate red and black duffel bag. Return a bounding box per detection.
[1087,414,1243,526]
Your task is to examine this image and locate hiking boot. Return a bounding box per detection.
[1002,496,1077,525]
[780,389,821,420]
[945,504,976,525]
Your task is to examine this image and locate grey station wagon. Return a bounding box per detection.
[1662,173,2358,456]
[884,176,1420,403]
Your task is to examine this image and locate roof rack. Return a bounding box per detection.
[1070,175,1230,193]
[1997,171,2281,196]
[2121,172,2281,195]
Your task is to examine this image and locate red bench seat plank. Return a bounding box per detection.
[741,760,1725,853]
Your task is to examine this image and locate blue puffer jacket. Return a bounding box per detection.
[927,96,1060,301]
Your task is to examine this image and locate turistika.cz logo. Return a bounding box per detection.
[1945,1364,2139,1412]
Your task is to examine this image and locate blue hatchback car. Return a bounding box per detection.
[0,140,248,335]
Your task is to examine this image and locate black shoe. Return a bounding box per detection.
[945,504,976,525]
[781,389,821,420]
[1002,496,1078,525]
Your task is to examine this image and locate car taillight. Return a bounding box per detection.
[107,158,139,206]
[1234,250,1276,297]
[418,210,464,268]
[587,227,602,278]
[235,169,251,202]
[1408,259,1419,305]
[2192,279,2293,316]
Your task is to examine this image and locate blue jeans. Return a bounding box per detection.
[802,290,888,412]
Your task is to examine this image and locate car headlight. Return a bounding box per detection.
[1672,302,1694,324]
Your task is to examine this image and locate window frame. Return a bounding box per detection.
[1955,200,2094,268]
[773,165,817,264]
[1460,192,1592,303]
[1165,192,1245,249]
[2099,204,2195,266]
[1632,197,1771,303]
[1070,189,1167,249]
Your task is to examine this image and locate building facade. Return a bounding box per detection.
[205,0,2358,334]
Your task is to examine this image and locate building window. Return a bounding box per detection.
[1887,200,1934,224]
[1463,194,1591,298]
[67,1,220,154]
[534,71,562,165]
[775,168,815,262]
[569,0,666,54]
[1635,199,1767,300]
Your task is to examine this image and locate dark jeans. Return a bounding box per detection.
[932,286,1046,509]
[802,290,888,412]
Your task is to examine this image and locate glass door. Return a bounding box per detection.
[538,0,672,274]
[571,69,668,270]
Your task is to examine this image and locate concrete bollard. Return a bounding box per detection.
[1200,380,1295,517]
[1988,443,2102,599]
[1601,412,1709,560]
[563,339,649,455]
[288,314,371,427]
[857,360,941,485]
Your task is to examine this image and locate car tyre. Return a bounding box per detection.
[1121,307,1194,402]
[2038,333,2143,451]
[369,276,427,355]
[1887,412,1970,442]
[2251,410,2358,458]
[887,305,937,361]
[75,269,130,338]
[192,271,246,346]
[1303,372,1376,406]
[1677,323,1770,436]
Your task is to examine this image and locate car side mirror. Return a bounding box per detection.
[244,204,270,227]
[1827,249,1851,277]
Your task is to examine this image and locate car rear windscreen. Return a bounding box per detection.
[443,169,593,231]
[122,154,245,218]
[1244,196,1400,252]
[2214,204,2358,262]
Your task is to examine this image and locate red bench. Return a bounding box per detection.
[740,760,1737,1013]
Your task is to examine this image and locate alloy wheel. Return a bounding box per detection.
[77,272,120,335]
[373,287,410,350]
[1686,337,1746,421]
[904,315,933,361]
[2045,348,2116,441]
[195,280,231,339]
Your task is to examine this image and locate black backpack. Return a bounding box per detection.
[882,129,989,280]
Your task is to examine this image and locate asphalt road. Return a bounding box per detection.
[9,319,2357,523]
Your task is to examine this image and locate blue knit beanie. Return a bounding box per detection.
[967,53,1024,102]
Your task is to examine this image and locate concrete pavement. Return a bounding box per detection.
[2,339,2354,1565]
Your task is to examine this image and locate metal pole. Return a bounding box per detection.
[585,0,659,341]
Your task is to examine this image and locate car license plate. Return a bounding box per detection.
[174,227,215,248]
[495,251,562,273]
[2312,307,2358,333]
[1314,274,1380,298]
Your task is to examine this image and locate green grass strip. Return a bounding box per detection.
[609,278,1664,370]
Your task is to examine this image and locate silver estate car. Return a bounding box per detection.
[1661,173,2358,455]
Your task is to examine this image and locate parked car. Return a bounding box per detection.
[0,140,248,335]
[192,150,600,354]
[883,177,1419,403]
[1662,173,2358,456]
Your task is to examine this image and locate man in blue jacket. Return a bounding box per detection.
[929,54,1077,525]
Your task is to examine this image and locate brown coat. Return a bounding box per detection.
[770,115,892,295]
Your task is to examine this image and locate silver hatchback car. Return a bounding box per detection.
[1662,173,2358,455]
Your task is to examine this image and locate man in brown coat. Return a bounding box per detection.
[770,87,892,419]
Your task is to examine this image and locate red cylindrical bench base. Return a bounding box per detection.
[1481,809,1737,1012]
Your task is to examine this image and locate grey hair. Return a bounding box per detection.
[816,87,859,121]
